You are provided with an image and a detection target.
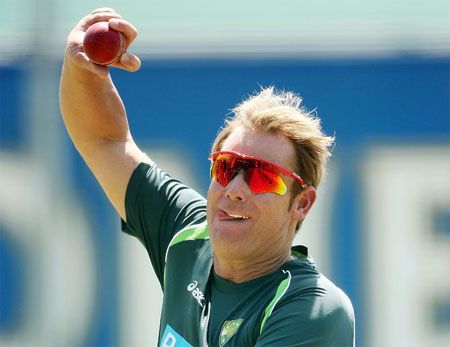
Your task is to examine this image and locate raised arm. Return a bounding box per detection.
[59,8,146,221]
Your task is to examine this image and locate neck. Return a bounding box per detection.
[213,249,291,284]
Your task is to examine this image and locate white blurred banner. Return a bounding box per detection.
[364,145,450,347]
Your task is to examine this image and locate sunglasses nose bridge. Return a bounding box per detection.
[226,166,247,186]
[223,158,256,192]
[224,167,251,198]
[231,166,246,178]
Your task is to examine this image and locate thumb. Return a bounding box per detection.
[117,52,141,72]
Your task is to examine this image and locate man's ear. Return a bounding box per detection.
[291,186,317,222]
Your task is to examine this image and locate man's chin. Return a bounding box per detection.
[210,224,251,249]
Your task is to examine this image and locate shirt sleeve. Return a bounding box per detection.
[256,280,355,347]
[121,162,207,286]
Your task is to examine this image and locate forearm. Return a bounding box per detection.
[59,56,130,153]
[58,10,144,220]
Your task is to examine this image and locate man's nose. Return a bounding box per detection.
[225,170,250,201]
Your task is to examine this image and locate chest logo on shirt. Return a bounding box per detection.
[187,280,205,307]
[219,319,244,347]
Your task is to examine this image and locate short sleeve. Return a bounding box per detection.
[256,279,355,347]
[121,162,207,285]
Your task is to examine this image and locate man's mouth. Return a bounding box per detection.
[217,210,250,221]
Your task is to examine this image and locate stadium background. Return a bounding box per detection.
[1,1,450,346]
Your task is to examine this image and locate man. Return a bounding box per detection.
[60,8,355,347]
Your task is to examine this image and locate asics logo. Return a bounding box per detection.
[187,280,205,307]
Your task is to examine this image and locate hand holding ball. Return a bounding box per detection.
[83,22,125,65]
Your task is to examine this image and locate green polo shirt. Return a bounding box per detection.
[122,162,355,347]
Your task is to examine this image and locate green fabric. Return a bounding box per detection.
[163,224,209,288]
[168,224,209,250]
[259,270,291,334]
[122,162,355,346]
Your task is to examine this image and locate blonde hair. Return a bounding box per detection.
[211,87,335,189]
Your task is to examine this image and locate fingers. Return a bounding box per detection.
[77,9,123,32]
[65,8,141,75]
[107,18,141,72]
[66,40,109,78]
[90,7,116,15]
[108,18,138,50]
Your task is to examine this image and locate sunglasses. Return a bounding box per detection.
[209,151,306,195]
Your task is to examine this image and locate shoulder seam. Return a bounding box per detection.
[163,222,208,289]
[164,222,208,263]
[259,270,292,334]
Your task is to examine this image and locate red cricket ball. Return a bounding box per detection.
[83,22,126,65]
